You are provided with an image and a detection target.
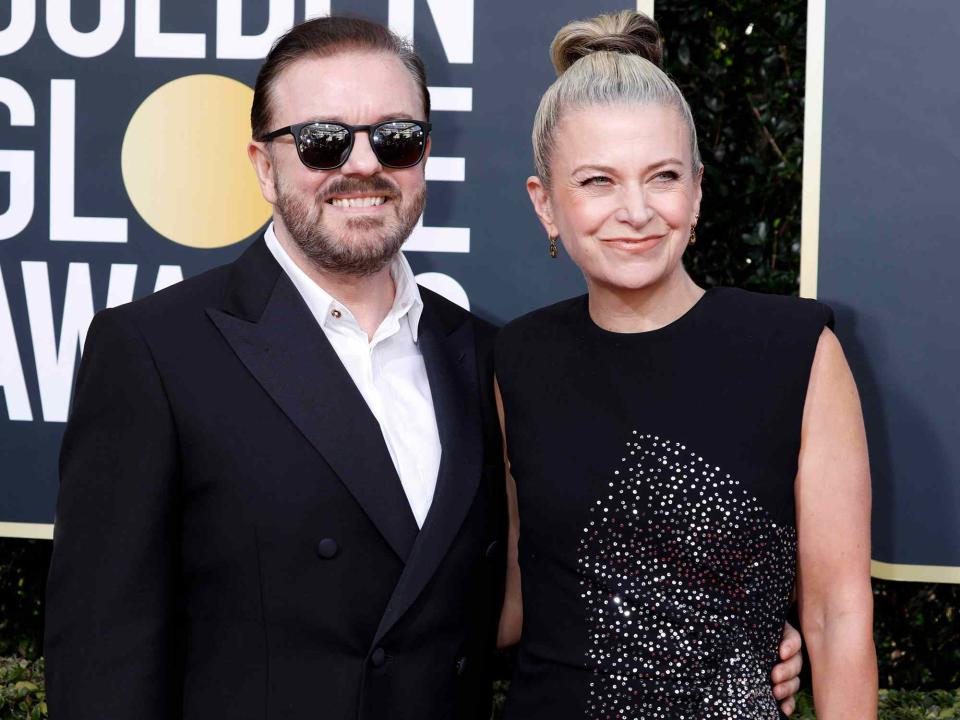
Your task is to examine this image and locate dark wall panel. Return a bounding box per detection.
[819,0,960,569]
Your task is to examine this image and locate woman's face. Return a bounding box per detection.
[528,103,702,293]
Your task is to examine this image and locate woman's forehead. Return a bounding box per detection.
[554,103,691,169]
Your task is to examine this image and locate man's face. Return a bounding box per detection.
[254,51,429,276]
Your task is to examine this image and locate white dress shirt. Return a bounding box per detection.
[264,223,441,527]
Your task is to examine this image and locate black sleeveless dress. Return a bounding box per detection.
[495,288,833,720]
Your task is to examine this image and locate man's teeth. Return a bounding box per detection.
[329,196,386,208]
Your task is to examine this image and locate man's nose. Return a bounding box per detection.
[340,131,382,176]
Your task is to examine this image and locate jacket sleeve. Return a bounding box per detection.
[44,306,182,719]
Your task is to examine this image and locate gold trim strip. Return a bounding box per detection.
[872,560,960,585]
[0,522,54,540]
[637,0,654,19]
[800,0,826,299]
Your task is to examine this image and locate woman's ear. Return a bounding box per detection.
[526,176,559,238]
[691,163,704,225]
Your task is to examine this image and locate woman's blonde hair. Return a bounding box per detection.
[532,10,701,186]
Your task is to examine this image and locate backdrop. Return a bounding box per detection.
[2,1,957,585]
[804,0,960,582]
[0,0,649,534]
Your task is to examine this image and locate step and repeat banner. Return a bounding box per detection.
[803,0,960,582]
[3,0,957,585]
[1,0,651,536]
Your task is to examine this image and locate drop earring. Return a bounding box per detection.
[549,235,559,258]
[689,216,699,245]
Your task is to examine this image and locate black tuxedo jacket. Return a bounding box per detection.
[44,238,507,720]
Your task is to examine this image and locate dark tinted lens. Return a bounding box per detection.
[297,123,351,169]
[372,121,426,168]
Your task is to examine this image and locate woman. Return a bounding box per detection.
[495,10,876,719]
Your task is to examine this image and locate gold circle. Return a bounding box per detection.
[121,74,270,249]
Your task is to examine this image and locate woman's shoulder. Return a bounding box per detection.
[701,288,836,386]
[494,295,586,376]
[706,287,834,335]
[498,294,587,343]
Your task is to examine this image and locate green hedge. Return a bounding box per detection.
[660,0,806,295]
[0,657,45,720]
[4,663,957,720]
[0,541,47,660]
[793,690,960,720]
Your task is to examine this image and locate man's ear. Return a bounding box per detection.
[248,140,278,205]
[526,176,559,238]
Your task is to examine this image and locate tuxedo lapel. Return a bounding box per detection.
[206,239,419,561]
[372,294,483,647]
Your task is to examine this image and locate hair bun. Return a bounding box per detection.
[550,10,663,75]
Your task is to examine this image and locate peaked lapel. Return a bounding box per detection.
[206,239,419,561]
[372,292,483,647]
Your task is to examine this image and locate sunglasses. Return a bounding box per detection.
[260,119,432,171]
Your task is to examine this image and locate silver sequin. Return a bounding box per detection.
[577,433,796,719]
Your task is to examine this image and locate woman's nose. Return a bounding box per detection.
[615,188,655,228]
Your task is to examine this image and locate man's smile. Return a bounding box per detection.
[327,195,388,209]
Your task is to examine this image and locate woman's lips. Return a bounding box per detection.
[600,234,667,252]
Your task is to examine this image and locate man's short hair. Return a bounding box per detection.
[251,16,431,141]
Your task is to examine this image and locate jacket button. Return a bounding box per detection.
[371,647,387,668]
[316,538,339,559]
[455,656,468,675]
[485,540,500,559]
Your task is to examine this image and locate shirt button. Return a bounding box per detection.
[330,308,342,319]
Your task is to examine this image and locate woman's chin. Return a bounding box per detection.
[586,262,672,292]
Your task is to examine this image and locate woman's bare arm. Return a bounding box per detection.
[796,328,877,718]
[495,377,523,649]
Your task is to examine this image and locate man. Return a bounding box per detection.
[44,15,802,719]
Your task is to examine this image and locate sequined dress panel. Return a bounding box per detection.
[495,289,832,720]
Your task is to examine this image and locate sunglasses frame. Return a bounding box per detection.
[260,119,432,170]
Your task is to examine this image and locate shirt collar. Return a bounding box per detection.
[389,249,424,342]
[264,222,423,342]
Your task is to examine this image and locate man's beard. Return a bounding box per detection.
[274,173,425,277]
